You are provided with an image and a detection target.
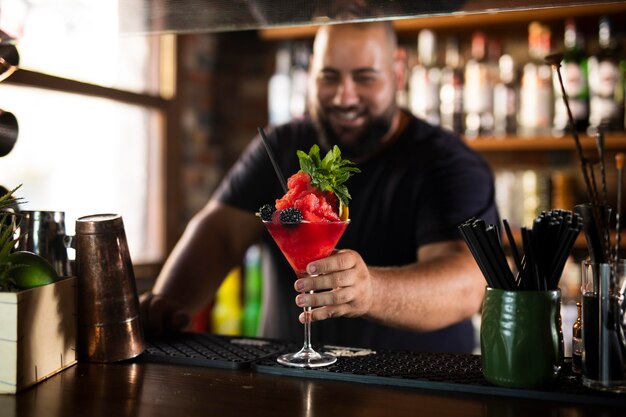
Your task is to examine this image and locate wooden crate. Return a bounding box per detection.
[0,277,77,394]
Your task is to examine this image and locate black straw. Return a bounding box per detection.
[258,127,288,194]
[459,211,580,291]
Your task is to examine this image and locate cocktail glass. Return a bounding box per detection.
[262,219,349,367]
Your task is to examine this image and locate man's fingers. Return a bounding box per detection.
[296,287,356,308]
[170,309,191,330]
[139,293,190,336]
[299,305,351,323]
[295,270,353,292]
[306,249,356,276]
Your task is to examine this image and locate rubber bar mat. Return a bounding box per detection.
[141,332,288,369]
[253,346,626,407]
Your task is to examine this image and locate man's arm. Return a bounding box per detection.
[294,240,485,331]
[142,200,264,335]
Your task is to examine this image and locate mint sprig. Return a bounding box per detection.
[0,185,24,291]
[296,145,360,207]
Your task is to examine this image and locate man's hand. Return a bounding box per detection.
[293,249,373,323]
[139,292,191,337]
[291,240,485,331]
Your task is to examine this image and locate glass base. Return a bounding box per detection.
[582,376,626,394]
[277,347,337,368]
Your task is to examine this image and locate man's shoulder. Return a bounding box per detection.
[397,112,491,174]
[400,112,470,153]
[403,112,459,139]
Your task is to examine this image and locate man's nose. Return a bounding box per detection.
[332,77,359,107]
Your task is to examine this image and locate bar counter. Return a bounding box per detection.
[2,359,624,417]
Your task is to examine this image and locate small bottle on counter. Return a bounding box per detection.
[572,301,583,374]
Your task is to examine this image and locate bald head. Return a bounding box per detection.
[306,21,404,161]
[313,21,397,62]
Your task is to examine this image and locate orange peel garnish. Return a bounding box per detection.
[339,202,349,221]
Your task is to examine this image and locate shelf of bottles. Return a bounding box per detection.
[265,7,626,146]
[405,16,625,142]
[402,13,626,242]
[265,11,626,250]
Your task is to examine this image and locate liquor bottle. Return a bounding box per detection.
[553,19,589,136]
[588,16,625,135]
[396,46,410,109]
[493,54,519,137]
[409,29,441,125]
[439,36,464,134]
[211,268,243,336]
[289,42,309,120]
[268,45,292,125]
[242,245,263,337]
[551,169,576,211]
[572,301,583,374]
[522,170,540,227]
[519,22,553,137]
[463,31,494,138]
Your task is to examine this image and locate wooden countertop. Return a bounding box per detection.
[2,361,624,417]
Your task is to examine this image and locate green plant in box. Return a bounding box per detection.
[0,185,59,291]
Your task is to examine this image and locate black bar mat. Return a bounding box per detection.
[253,346,626,407]
[141,333,626,406]
[141,332,288,369]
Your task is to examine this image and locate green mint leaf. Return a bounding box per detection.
[297,145,360,207]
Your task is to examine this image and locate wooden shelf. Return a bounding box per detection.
[259,2,626,39]
[465,134,626,152]
[393,2,626,32]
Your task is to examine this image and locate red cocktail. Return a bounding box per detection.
[262,219,349,368]
[258,143,358,367]
[263,221,349,275]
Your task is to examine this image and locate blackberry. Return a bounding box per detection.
[259,204,276,221]
[279,207,303,224]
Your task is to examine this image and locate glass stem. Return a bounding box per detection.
[302,290,313,350]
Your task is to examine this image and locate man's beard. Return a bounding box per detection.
[313,104,396,161]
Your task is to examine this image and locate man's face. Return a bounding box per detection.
[308,24,399,160]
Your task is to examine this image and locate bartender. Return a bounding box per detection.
[141,19,498,353]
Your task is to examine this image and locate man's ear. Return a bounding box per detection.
[393,47,408,91]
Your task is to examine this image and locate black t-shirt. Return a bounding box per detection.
[214,113,498,353]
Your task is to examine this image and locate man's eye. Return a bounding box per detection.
[320,73,340,83]
[354,75,377,84]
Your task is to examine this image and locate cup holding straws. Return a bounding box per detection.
[480,287,563,388]
[459,210,581,388]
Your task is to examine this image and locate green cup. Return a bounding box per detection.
[480,287,564,388]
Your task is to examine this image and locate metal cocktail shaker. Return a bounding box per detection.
[17,210,72,277]
[75,214,144,362]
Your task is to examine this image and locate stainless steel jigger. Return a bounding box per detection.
[75,214,144,362]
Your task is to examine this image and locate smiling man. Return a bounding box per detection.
[308,23,403,161]
[142,21,499,353]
